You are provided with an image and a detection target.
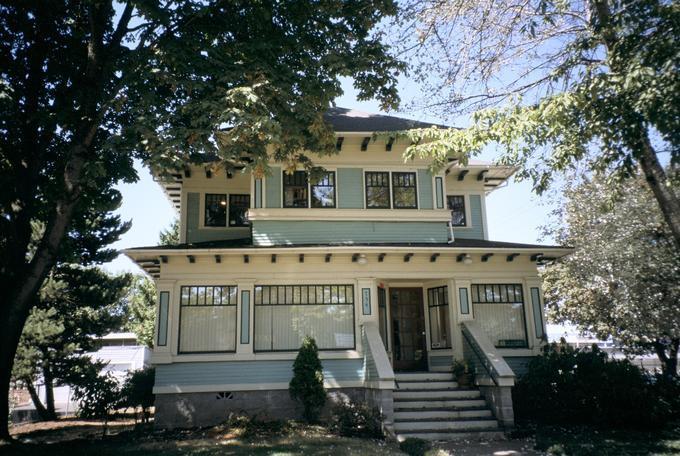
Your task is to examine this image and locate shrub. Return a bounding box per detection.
[513,341,667,428]
[121,366,155,423]
[68,360,121,435]
[289,336,326,422]
[399,437,430,456]
[330,400,383,439]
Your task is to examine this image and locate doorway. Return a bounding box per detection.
[390,287,428,371]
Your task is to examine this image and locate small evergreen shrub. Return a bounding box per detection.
[399,437,430,456]
[289,336,327,423]
[513,341,668,428]
[330,400,384,438]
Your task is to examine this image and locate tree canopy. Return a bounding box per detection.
[0,0,402,440]
[395,0,680,244]
[542,172,680,377]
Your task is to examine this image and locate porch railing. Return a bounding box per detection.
[461,321,515,386]
[361,323,395,390]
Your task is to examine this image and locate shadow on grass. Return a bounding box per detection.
[518,423,680,456]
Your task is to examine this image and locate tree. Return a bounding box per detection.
[1,0,402,440]
[68,360,122,437]
[158,219,180,246]
[289,336,326,423]
[121,366,155,424]
[541,172,680,378]
[395,0,679,245]
[122,275,156,348]
[11,266,131,421]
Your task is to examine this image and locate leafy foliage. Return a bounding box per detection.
[121,367,155,423]
[330,400,383,439]
[399,437,431,456]
[542,173,680,377]
[396,0,680,243]
[122,275,156,348]
[68,360,121,422]
[514,341,680,428]
[289,337,326,423]
[158,219,180,246]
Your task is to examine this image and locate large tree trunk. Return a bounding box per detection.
[653,338,679,379]
[24,380,55,422]
[42,361,57,420]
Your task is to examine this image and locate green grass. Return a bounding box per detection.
[522,423,680,456]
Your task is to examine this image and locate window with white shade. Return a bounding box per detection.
[471,284,528,348]
[179,285,237,353]
[254,285,355,351]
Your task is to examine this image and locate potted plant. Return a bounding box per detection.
[452,360,473,388]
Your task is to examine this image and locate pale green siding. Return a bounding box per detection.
[252,220,448,246]
[429,355,453,369]
[265,167,281,208]
[337,168,364,209]
[185,192,250,244]
[418,169,433,209]
[453,194,485,240]
[155,359,364,387]
[504,356,534,377]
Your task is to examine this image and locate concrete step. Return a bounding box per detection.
[395,372,453,382]
[394,409,492,421]
[393,399,488,409]
[393,389,481,400]
[394,419,499,432]
[397,430,506,441]
[396,381,459,390]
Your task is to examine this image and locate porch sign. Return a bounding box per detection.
[362,288,371,315]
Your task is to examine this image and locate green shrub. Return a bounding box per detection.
[399,437,430,456]
[330,400,383,439]
[513,341,669,428]
[121,366,155,423]
[289,336,327,423]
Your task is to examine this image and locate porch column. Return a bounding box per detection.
[356,278,378,354]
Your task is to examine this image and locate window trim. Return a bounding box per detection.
[280,168,338,209]
[228,194,251,227]
[177,285,238,354]
[364,170,421,210]
[253,284,356,352]
[391,171,419,210]
[427,286,452,350]
[204,193,228,227]
[470,283,529,349]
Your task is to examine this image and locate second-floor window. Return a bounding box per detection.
[310,172,336,208]
[365,171,391,208]
[283,171,308,208]
[205,194,227,227]
[229,194,250,226]
[392,172,418,209]
[447,195,466,226]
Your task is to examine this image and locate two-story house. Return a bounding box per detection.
[125,107,570,440]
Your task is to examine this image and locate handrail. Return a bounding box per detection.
[361,323,395,389]
[461,321,515,387]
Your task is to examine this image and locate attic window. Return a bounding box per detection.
[205,194,227,227]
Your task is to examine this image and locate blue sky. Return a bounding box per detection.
[103,78,554,274]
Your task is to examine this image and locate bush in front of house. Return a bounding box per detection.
[121,366,155,423]
[399,437,431,456]
[513,341,675,428]
[289,336,327,423]
[330,400,384,439]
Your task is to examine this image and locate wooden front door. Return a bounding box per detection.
[390,287,428,371]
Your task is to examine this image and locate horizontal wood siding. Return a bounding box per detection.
[453,194,485,240]
[418,169,434,209]
[185,192,250,244]
[337,168,364,209]
[252,220,448,246]
[155,359,364,387]
[429,355,453,369]
[503,356,534,377]
[265,166,282,208]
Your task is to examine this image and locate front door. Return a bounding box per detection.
[390,287,428,371]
